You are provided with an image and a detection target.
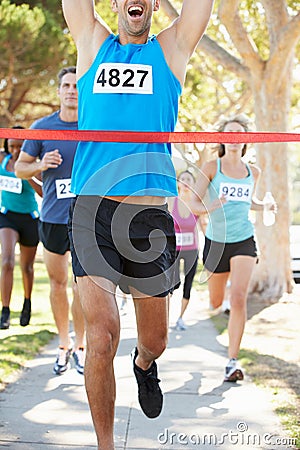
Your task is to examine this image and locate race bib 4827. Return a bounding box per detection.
[93,63,153,94]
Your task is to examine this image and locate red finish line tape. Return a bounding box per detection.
[0,128,300,143]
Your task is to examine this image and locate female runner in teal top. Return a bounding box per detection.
[0,127,42,329]
[192,114,276,383]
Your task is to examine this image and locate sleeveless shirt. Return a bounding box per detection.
[0,154,39,215]
[71,34,181,197]
[172,197,199,251]
[205,159,254,243]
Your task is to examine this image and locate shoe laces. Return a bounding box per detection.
[140,370,161,393]
[57,347,71,366]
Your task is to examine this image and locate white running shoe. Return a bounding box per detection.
[224,358,244,382]
[222,299,231,315]
[53,346,72,375]
[73,347,85,375]
[175,317,187,331]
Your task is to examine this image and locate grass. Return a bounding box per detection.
[0,248,64,389]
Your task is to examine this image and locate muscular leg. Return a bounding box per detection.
[132,289,169,370]
[77,276,120,450]
[228,255,256,359]
[19,244,37,299]
[43,249,71,348]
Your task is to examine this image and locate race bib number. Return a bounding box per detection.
[55,178,75,199]
[176,232,194,247]
[93,63,153,94]
[0,175,22,194]
[219,182,253,202]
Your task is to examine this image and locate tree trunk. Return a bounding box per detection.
[249,59,294,298]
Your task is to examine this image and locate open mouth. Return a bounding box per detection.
[128,5,143,17]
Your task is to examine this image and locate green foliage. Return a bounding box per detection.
[0,0,71,125]
[13,0,67,26]
[238,1,269,60]
[180,53,252,132]
[95,0,118,34]
[0,1,68,76]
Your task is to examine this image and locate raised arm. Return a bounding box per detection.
[62,0,111,78]
[158,0,214,85]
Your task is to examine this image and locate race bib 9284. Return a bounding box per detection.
[219,182,253,203]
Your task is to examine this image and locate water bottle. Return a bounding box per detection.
[263,191,275,226]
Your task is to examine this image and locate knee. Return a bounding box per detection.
[21,263,34,277]
[230,291,246,310]
[210,295,223,309]
[87,328,119,359]
[86,313,120,355]
[50,277,68,292]
[1,257,15,273]
[140,333,168,360]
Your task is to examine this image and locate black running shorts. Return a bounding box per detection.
[38,221,70,255]
[0,211,39,247]
[203,236,257,273]
[68,196,177,298]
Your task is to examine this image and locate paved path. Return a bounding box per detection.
[0,290,294,449]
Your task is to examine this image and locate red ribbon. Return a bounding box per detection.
[0,128,299,143]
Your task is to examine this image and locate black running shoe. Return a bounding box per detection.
[132,347,163,418]
[20,298,31,327]
[0,307,10,330]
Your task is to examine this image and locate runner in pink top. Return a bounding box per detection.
[169,170,200,330]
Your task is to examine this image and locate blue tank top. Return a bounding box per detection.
[22,111,78,224]
[0,154,39,215]
[205,159,254,243]
[71,34,181,197]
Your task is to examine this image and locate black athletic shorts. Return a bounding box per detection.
[203,236,257,273]
[0,211,39,247]
[39,221,70,255]
[68,196,177,298]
